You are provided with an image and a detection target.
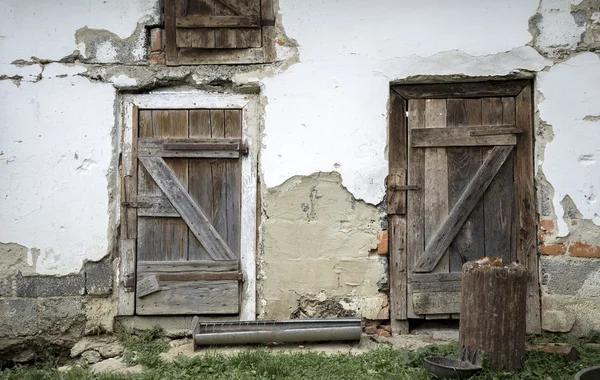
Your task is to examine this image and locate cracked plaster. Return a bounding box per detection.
[0,0,598,338]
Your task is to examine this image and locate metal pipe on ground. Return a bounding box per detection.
[191,318,362,348]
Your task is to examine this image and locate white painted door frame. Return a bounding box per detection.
[117,90,259,320]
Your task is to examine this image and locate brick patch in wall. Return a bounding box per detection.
[568,242,600,258]
[541,244,566,255]
[150,28,163,52]
[150,53,166,66]
[377,230,388,255]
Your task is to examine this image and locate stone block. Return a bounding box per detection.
[0,298,38,337]
[0,277,14,297]
[85,259,113,295]
[16,273,85,297]
[37,298,85,337]
[542,310,575,333]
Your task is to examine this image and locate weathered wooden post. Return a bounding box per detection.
[459,260,528,372]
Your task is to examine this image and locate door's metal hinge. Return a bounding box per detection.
[121,202,152,208]
[261,18,276,27]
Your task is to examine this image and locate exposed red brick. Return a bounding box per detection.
[378,324,391,333]
[568,242,600,258]
[150,53,165,66]
[376,306,390,320]
[376,329,391,337]
[364,325,377,334]
[275,38,285,46]
[150,28,163,52]
[540,244,566,255]
[377,230,388,255]
[540,219,555,231]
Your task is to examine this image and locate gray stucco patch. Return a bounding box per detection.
[0,299,38,337]
[541,257,600,295]
[85,259,113,296]
[16,272,85,297]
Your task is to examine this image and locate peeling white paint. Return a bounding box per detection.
[109,74,137,87]
[538,52,600,235]
[0,76,115,274]
[536,0,585,52]
[0,0,159,63]
[263,0,544,204]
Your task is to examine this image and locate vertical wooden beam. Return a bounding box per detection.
[388,91,408,330]
[165,0,178,63]
[406,99,426,319]
[118,101,136,316]
[515,83,540,334]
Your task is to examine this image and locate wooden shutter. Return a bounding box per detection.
[388,81,540,333]
[165,0,275,65]
[128,109,244,315]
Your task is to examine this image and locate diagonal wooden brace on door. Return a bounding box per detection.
[139,156,236,261]
[413,146,514,272]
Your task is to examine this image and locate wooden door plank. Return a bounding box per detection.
[137,109,164,263]
[136,280,239,315]
[139,156,236,261]
[388,90,409,326]
[210,110,230,253]
[515,85,540,334]
[138,260,239,273]
[447,99,485,272]
[137,195,180,217]
[412,292,461,314]
[483,98,514,264]
[225,110,242,258]
[138,139,240,158]
[154,110,189,261]
[118,239,136,315]
[411,127,517,147]
[123,106,139,240]
[389,215,407,320]
[424,99,449,274]
[177,15,260,27]
[406,99,426,318]
[388,91,408,215]
[392,80,529,99]
[189,110,214,260]
[414,146,514,272]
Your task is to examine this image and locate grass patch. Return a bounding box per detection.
[1,334,599,380]
[116,326,169,369]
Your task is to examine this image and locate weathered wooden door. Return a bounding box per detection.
[126,108,244,315]
[388,81,540,333]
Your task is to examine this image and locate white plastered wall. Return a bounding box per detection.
[0,0,598,281]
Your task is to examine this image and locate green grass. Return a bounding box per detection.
[2,333,599,380]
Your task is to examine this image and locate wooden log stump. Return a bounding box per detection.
[459,261,528,372]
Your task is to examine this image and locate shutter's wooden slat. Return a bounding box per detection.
[411,126,517,147]
[177,15,260,28]
[414,145,514,273]
[392,80,530,99]
[139,156,236,261]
